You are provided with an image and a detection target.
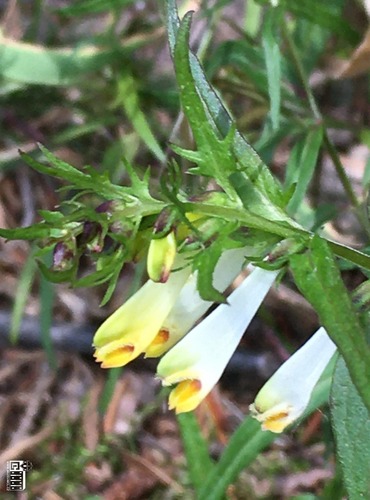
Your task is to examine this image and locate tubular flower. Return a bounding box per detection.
[157,267,278,413]
[145,247,249,357]
[250,327,337,433]
[93,264,191,368]
[147,231,177,283]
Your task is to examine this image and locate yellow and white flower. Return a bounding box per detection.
[145,247,249,357]
[93,264,191,368]
[157,267,278,413]
[250,327,337,433]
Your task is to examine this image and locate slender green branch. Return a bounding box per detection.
[185,201,307,238]
[186,201,370,270]
[282,23,370,237]
[322,133,359,209]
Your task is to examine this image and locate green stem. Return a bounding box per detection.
[185,201,307,239]
[282,24,370,237]
[186,201,370,270]
[323,133,370,236]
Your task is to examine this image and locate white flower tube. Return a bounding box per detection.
[250,327,337,433]
[157,267,278,413]
[145,247,249,357]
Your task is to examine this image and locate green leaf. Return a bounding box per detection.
[331,357,370,499]
[177,412,214,494]
[172,12,299,231]
[287,127,323,215]
[10,250,37,343]
[262,9,282,130]
[0,37,129,86]
[193,230,243,303]
[328,240,370,272]
[37,259,77,284]
[173,13,238,197]
[290,236,370,413]
[117,71,166,162]
[0,224,50,240]
[21,146,163,211]
[99,265,125,306]
[229,171,300,227]
[285,138,305,189]
[283,0,360,45]
[206,39,298,110]
[57,0,136,16]
[198,417,275,500]
[39,253,57,369]
[73,248,126,288]
[165,0,288,207]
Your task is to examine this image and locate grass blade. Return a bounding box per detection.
[262,10,282,130]
[10,249,37,343]
[287,127,323,214]
[117,71,166,162]
[177,412,214,493]
[39,253,57,369]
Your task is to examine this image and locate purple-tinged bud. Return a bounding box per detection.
[153,208,177,236]
[53,241,75,271]
[266,238,304,265]
[95,200,119,217]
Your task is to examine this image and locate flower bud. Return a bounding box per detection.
[147,231,177,283]
[52,240,75,271]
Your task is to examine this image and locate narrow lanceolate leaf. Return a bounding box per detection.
[117,71,166,162]
[0,36,126,86]
[331,357,370,499]
[57,0,136,16]
[284,0,360,45]
[229,171,302,228]
[11,251,37,343]
[290,236,370,413]
[21,146,163,210]
[173,13,238,197]
[262,10,282,131]
[166,0,286,208]
[177,412,214,494]
[174,14,297,226]
[193,236,242,303]
[0,223,50,240]
[287,127,323,215]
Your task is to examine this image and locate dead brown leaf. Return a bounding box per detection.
[337,28,370,78]
[82,376,104,452]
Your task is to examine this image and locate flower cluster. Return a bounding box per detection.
[93,239,337,432]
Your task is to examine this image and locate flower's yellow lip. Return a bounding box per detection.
[144,328,170,357]
[168,379,202,414]
[250,327,337,433]
[94,343,135,368]
[250,403,292,433]
[261,412,291,433]
[150,328,170,346]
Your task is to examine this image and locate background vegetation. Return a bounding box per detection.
[0,0,369,498]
